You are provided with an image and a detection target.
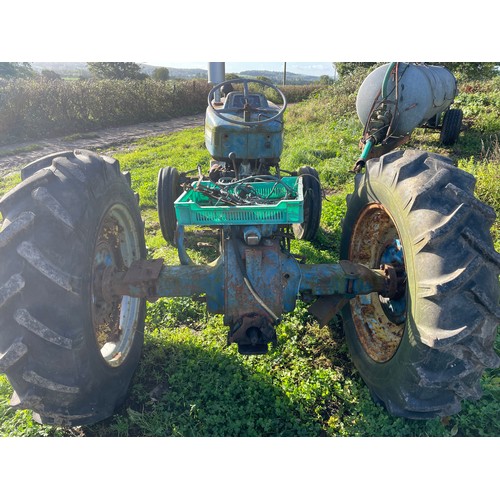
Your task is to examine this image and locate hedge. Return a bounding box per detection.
[0,79,324,146]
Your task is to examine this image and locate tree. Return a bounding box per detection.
[334,62,377,78]
[255,76,273,83]
[152,67,169,81]
[319,75,334,85]
[334,62,500,81]
[434,62,500,80]
[41,69,62,80]
[0,62,35,79]
[87,62,147,80]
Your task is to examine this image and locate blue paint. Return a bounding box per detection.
[380,238,404,266]
[205,91,284,162]
[380,238,407,324]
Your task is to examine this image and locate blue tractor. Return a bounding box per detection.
[0,63,498,426]
[156,74,323,356]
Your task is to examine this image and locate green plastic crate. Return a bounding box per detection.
[174,177,303,226]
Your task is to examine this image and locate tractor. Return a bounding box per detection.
[0,62,498,427]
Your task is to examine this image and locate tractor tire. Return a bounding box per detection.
[292,166,322,241]
[0,150,146,426]
[157,166,182,246]
[340,149,500,419]
[440,108,463,146]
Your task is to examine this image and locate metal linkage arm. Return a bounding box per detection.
[298,260,388,298]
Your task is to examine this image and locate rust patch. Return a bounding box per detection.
[351,296,404,362]
[349,203,406,362]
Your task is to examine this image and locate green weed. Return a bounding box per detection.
[0,172,21,193]
[0,375,66,437]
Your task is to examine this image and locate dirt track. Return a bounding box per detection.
[0,114,205,177]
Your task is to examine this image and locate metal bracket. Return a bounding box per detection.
[122,259,164,284]
[308,295,349,328]
[106,258,164,301]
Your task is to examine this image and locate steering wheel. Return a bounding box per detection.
[207,78,287,126]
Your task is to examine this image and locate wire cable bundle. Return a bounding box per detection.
[190,175,298,207]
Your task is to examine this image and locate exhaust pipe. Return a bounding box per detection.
[208,62,225,103]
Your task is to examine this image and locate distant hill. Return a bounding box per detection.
[238,69,319,84]
[140,65,208,79]
[31,63,208,80]
[31,62,90,78]
[30,63,320,84]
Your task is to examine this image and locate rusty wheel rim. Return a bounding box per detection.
[91,204,142,367]
[348,203,407,363]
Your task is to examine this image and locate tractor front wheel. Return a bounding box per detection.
[293,166,322,241]
[0,150,146,426]
[340,149,500,418]
[157,166,182,246]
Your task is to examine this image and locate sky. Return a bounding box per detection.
[2,3,496,63]
[144,62,336,77]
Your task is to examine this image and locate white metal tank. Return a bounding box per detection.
[356,63,458,136]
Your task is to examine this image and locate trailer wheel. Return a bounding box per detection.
[293,166,322,241]
[440,108,463,146]
[0,150,146,426]
[340,149,500,419]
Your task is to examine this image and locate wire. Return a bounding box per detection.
[217,174,297,197]
[191,174,300,207]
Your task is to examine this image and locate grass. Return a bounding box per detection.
[0,171,21,194]
[0,72,499,437]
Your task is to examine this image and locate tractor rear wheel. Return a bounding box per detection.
[0,150,146,426]
[340,149,500,419]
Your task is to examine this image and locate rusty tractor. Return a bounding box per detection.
[0,62,498,426]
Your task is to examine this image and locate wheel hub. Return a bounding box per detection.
[91,204,142,367]
[348,203,407,362]
[379,239,407,325]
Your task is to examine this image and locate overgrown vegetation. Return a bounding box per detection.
[0,67,499,437]
[0,79,211,145]
[0,78,321,146]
